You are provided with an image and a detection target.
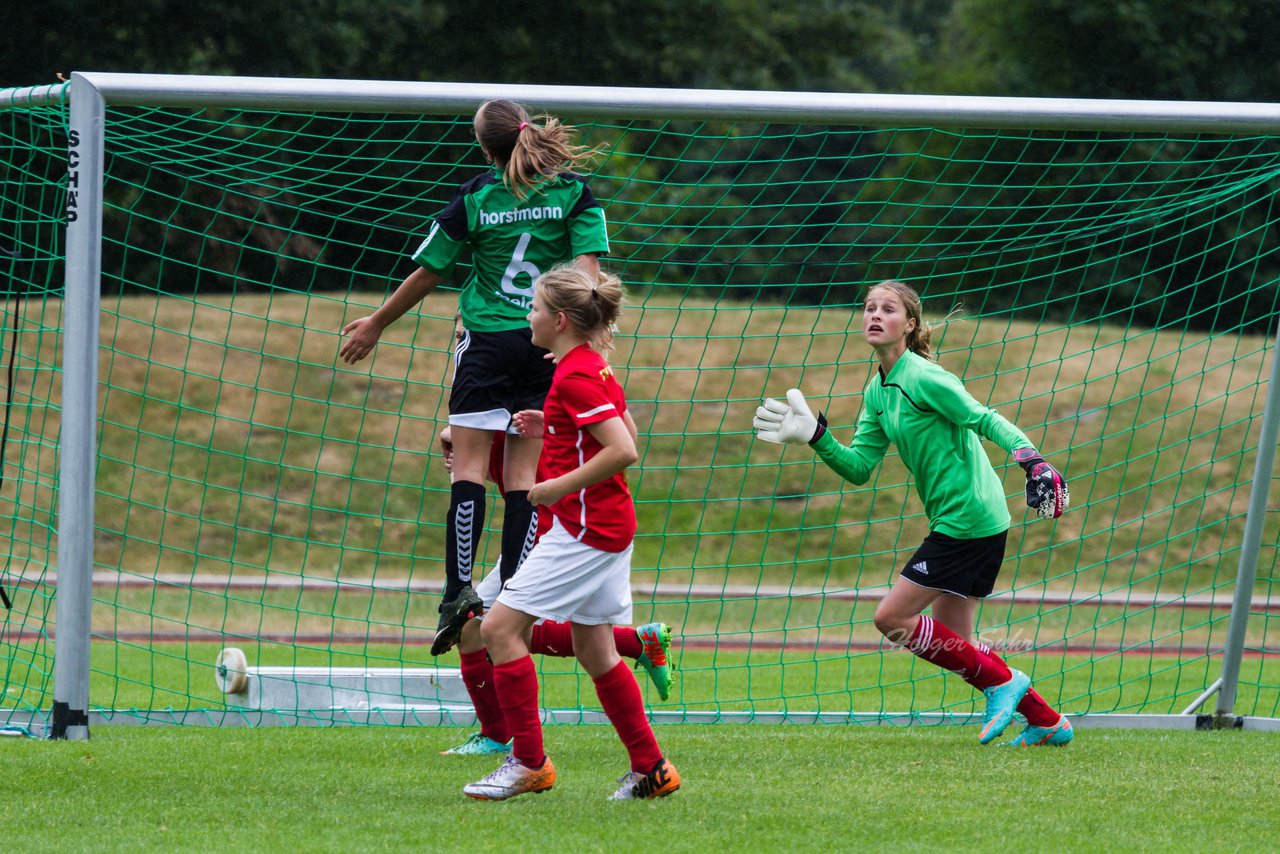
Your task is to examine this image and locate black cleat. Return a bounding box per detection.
[430,585,483,657]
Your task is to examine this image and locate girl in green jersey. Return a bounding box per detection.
[340,99,608,657]
[754,280,1073,747]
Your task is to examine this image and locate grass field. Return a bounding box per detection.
[4,725,1278,852]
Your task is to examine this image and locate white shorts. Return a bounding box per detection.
[475,562,502,611]
[495,518,633,626]
[475,568,550,628]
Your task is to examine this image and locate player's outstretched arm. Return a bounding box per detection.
[753,388,828,445]
[755,388,887,486]
[1014,448,1069,519]
[339,267,443,364]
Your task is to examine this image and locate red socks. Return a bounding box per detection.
[529,621,574,656]
[490,656,662,772]
[493,655,545,768]
[593,660,663,772]
[975,642,1062,727]
[612,626,643,660]
[1019,689,1062,727]
[457,649,509,744]
[904,617,1063,727]
[906,616,1010,689]
[528,621,644,660]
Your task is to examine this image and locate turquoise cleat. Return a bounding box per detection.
[1007,716,1074,747]
[635,623,674,701]
[441,732,513,756]
[978,669,1031,745]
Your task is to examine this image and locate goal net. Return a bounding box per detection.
[1,79,1278,729]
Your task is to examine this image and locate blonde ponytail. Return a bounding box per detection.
[474,100,599,200]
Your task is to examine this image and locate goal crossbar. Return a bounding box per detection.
[10,71,1280,129]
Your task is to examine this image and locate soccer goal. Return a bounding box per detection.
[1,74,1278,739]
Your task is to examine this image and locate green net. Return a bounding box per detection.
[2,91,1278,726]
[0,91,66,723]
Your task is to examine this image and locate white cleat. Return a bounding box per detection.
[463,754,556,801]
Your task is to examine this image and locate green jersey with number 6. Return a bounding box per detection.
[411,169,609,332]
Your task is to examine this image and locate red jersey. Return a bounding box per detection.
[537,344,636,552]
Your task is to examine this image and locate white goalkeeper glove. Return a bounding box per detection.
[753,388,828,445]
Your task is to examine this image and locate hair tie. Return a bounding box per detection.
[518,121,529,131]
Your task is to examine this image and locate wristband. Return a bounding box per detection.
[1013,447,1043,472]
[808,411,829,446]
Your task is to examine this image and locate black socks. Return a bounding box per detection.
[499,490,539,585]
[444,480,486,603]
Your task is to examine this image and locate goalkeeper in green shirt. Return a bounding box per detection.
[340,99,609,657]
[754,280,1073,747]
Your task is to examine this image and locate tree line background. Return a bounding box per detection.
[5,0,1280,331]
[10,0,1280,100]
[15,0,1280,100]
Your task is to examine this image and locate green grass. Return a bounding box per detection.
[4,726,1278,852]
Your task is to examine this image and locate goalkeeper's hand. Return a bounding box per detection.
[753,388,828,445]
[1014,448,1069,519]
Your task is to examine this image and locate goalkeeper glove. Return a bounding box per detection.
[1014,448,1069,519]
[753,388,828,445]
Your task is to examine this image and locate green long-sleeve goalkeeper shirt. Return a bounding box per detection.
[812,350,1035,539]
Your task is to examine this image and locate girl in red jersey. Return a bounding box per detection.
[434,426,675,758]
[463,266,680,802]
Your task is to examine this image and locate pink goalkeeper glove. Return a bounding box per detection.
[1014,448,1069,519]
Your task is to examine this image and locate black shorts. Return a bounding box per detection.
[449,327,555,431]
[900,530,1008,599]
